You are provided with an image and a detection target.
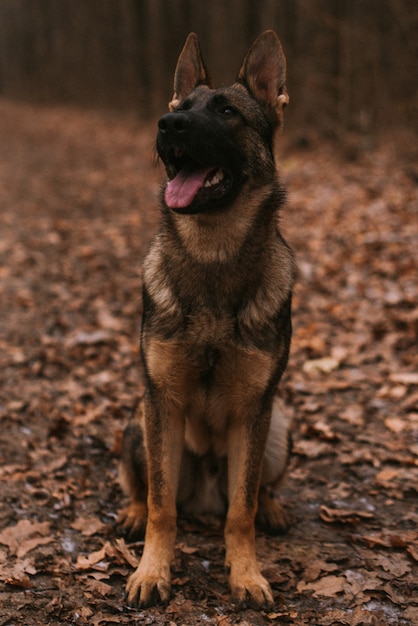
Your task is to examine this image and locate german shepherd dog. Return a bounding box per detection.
[119,30,295,609]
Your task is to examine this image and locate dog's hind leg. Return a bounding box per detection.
[256,397,292,533]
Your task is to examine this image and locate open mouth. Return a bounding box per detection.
[163,150,232,212]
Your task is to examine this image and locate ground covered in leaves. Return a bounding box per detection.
[0,100,417,626]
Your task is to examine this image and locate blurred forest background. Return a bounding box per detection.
[0,0,416,140]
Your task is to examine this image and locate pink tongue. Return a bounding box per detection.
[165,167,212,209]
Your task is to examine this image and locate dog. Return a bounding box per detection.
[119,30,295,609]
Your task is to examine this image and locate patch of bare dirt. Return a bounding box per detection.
[0,100,417,625]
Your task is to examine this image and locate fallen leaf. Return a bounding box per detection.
[389,372,418,386]
[407,544,418,562]
[361,530,418,549]
[71,516,105,537]
[96,307,123,331]
[375,467,400,482]
[293,440,332,458]
[107,538,140,568]
[303,558,339,582]
[76,547,108,571]
[320,505,374,524]
[0,520,51,556]
[5,573,32,588]
[302,357,340,374]
[65,330,112,347]
[404,607,418,623]
[1,557,37,587]
[17,536,54,558]
[338,406,365,426]
[177,542,199,555]
[79,606,94,619]
[85,578,113,596]
[91,613,121,625]
[297,574,345,597]
[384,417,407,433]
[370,553,411,577]
[302,420,337,441]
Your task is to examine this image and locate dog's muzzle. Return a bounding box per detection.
[157,112,233,212]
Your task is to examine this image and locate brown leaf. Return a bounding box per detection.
[375,467,400,482]
[90,613,122,625]
[389,372,418,386]
[5,573,32,588]
[362,530,418,549]
[96,306,123,331]
[297,574,345,597]
[407,544,418,562]
[370,553,411,577]
[384,417,407,433]
[302,357,340,374]
[85,577,113,596]
[17,536,54,558]
[76,546,108,571]
[108,538,140,568]
[2,557,37,587]
[320,505,374,524]
[65,330,112,348]
[338,406,365,426]
[0,520,51,556]
[177,542,199,555]
[293,440,332,459]
[71,516,105,537]
[303,558,339,582]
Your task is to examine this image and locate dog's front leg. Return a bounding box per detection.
[125,393,184,607]
[225,406,274,609]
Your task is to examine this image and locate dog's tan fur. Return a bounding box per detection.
[119,31,295,609]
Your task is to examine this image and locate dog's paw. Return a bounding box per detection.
[117,501,147,537]
[229,565,274,610]
[125,562,171,607]
[256,490,291,534]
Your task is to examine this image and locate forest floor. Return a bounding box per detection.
[0,99,417,626]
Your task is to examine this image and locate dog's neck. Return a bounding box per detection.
[166,185,279,265]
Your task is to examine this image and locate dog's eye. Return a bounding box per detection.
[220,105,237,116]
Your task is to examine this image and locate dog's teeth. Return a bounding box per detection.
[204,169,224,188]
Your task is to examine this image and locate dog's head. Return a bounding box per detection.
[157,31,289,215]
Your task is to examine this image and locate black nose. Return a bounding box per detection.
[158,112,191,135]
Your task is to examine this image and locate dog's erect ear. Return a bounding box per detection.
[169,33,211,112]
[238,30,289,116]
